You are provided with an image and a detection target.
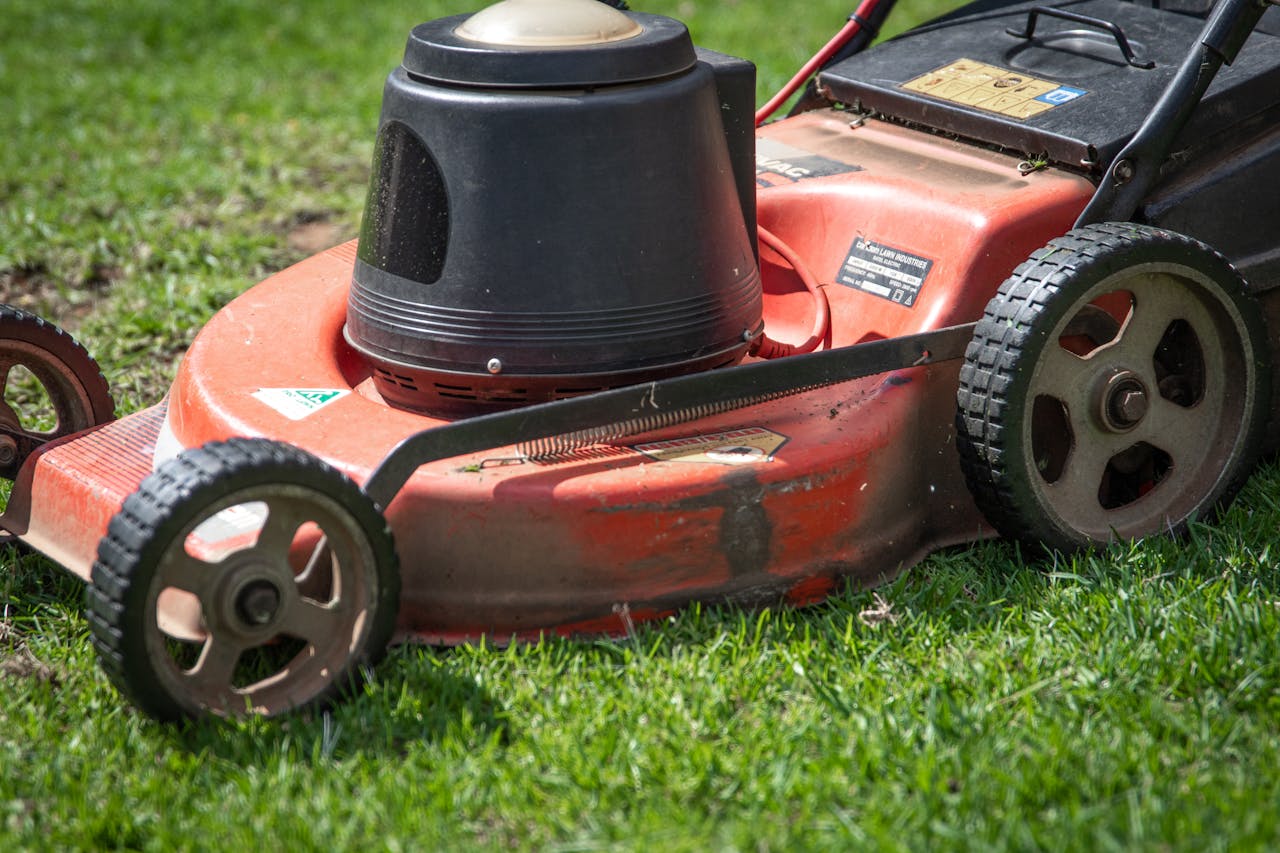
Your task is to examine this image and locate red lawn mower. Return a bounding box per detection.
[4,0,1278,719]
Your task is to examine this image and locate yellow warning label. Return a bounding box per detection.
[902,59,1087,120]
[633,426,788,466]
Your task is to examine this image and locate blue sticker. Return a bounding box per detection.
[1036,86,1087,106]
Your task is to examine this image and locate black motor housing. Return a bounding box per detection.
[345,2,762,416]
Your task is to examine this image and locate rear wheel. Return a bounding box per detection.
[956,223,1269,551]
[0,305,114,479]
[87,438,400,720]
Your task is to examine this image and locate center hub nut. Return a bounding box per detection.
[1100,371,1149,431]
[235,580,282,628]
[0,435,18,468]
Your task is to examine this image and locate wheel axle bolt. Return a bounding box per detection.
[235,581,281,627]
[1110,385,1148,427]
[0,436,17,467]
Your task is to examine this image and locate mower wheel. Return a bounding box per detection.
[956,223,1270,551]
[86,438,400,721]
[0,305,114,479]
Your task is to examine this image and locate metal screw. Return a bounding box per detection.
[1112,158,1135,184]
[486,358,502,375]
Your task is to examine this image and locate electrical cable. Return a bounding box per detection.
[754,0,886,125]
[751,226,831,359]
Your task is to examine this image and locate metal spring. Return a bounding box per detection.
[518,384,820,461]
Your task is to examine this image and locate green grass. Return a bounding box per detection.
[4,0,1280,849]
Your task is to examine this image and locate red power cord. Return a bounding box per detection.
[752,226,830,359]
[754,0,884,126]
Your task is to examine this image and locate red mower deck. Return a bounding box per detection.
[15,116,1094,640]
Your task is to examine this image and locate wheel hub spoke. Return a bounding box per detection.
[1036,344,1093,398]
[154,549,219,601]
[1112,277,1181,356]
[186,635,245,696]
[255,500,307,555]
[1134,393,1218,453]
[1043,432,1116,516]
[281,598,349,647]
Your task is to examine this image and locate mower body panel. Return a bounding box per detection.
[4,407,165,582]
[8,117,1096,640]
[1140,122,1280,293]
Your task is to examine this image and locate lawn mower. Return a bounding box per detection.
[3,0,1278,720]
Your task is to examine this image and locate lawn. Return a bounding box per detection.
[3,0,1280,849]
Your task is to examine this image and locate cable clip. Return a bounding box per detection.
[847,11,881,40]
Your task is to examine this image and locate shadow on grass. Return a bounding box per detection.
[2,547,507,763]
[1,547,87,612]
[13,460,1280,762]
[167,645,507,764]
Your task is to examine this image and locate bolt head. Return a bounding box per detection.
[486,358,502,375]
[1109,385,1149,427]
[1115,389,1148,422]
[1097,371,1150,432]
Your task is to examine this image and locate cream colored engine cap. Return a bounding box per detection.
[455,0,643,46]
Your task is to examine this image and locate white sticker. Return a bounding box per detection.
[252,388,350,420]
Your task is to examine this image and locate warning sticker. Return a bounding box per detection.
[902,59,1088,120]
[837,238,934,308]
[756,138,862,188]
[252,388,350,421]
[633,426,788,465]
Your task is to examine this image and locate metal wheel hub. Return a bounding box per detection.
[232,578,284,630]
[1096,369,1149,432]
[212,558,294,640]
[0,435,18,467]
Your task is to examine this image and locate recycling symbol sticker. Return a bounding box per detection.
[252,388,350,421]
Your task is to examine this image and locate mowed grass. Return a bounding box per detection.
[3,0,1280,849]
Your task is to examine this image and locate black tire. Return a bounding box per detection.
[0,305,114,477]
[956,223,1270,551]
[86,438,400,721]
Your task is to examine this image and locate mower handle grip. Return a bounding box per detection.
[1006,6,1155,69]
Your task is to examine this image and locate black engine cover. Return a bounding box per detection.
[345,9,762,416]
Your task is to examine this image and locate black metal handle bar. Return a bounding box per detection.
[1075,0,1267,227]
[363,323,977,508]
[1006,6,1155,69]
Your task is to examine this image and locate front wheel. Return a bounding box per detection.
[86,438,400,720]
[956,223,1270,551]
